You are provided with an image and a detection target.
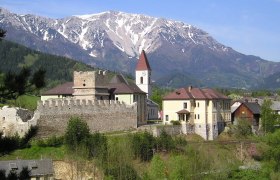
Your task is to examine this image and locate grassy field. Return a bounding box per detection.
[1,95,39,110]
[0,145,66,161]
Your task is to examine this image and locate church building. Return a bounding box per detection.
[41,50,159,125]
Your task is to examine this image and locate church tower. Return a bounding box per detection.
[135,50,152,97]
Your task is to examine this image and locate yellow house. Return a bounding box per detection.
[163,86,231,140]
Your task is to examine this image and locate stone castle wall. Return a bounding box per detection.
[36,98,138,137]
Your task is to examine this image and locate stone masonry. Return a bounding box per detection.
[36,98,138,137]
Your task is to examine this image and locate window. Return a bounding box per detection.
[140,77,143,84]
[195,114,196,119]
[197,102,200,107]
[165,115,169,121]
[183,103,187,109]
[198,114,200,119]
[115,97,118,101]
[2,117,5,121]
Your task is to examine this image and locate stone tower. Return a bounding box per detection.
[135,50,151,97]
[72,71,109,100]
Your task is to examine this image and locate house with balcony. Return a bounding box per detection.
[163,86,231,140]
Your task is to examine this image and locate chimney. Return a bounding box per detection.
[189,86,193,92]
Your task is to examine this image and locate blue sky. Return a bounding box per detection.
[0,0,280,61]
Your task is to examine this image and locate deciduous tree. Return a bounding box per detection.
[261,99,277,134]
[64,117,90,151]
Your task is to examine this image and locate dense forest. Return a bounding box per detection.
[0,40,95,86]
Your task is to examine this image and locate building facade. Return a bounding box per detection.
[163,86,231,140]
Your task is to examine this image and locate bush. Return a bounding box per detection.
[170,120,181,125]
[36,135,64,147]
[20,125,38,148]
[131,131,155,161]
[235,119,252,137]
[0,169,6,180]
[86,132,108,161]
[105,164,139,180]
[64,117,90,151]
[156,130,175,152]
[0,134,20,155]
[227,119,252,138]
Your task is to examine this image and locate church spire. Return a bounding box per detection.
[136,50,151,71]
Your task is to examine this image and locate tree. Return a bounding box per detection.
[131,132,155,161]
[156,130,175,152]
[0,28,6,41]
[0,169,6,180]
[7,170,17,180]
[0,67,46,100]
[264,130,280,171]
[235,119,252,137]
[18,166,31,180]
[64,117,90,151]
[261,99,277,134]
[86,132,108,161]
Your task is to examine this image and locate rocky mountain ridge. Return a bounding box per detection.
[1,7,279,88]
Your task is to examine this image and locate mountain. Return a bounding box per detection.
[0,8,279,89]
[261,72,280,90]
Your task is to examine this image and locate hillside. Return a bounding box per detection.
[0,40,95,86]
[261,72,280,90]
[1,8,280,89]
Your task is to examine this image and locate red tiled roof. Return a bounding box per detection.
[163,87,230,100]
[135,50,151,71]
[42,82,73,95]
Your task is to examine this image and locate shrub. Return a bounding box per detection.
[156,130,175,152]
[64,117,90,151]
[170,120,181,125]
[0,134,20,155]
[105,164,139,180]
[45,135,64,147]
[20,125,38,148]
[36,135,64,147]
[235,119,252,137]
[131,131,155,161]
[86,132,108,161]
[0,169,6,180]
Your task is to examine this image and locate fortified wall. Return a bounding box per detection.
[36,98,138,137]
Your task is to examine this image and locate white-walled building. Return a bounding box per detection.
[0,106,34,137]
[135,50,159,120]
[163,86,231,140]
[135,50,152,98]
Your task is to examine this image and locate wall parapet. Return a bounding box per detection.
[38,98,136,115]
[36,98,138,137]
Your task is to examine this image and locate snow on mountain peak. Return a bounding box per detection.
[0,8,229,58]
